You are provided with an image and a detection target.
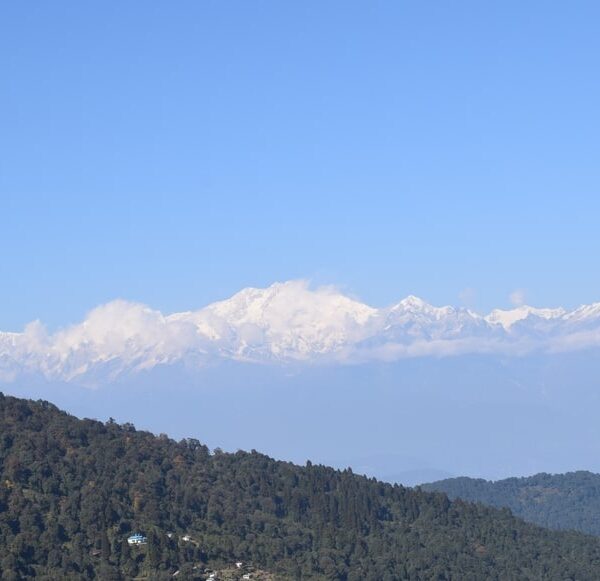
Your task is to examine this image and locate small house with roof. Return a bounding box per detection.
[127,533,147,545]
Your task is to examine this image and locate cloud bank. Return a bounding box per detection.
[1,280,600,385]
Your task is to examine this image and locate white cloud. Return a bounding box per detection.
[1,280,599,385]
[510,289,527,306]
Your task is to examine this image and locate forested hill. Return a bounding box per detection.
[422,471,600,537]
[3,396,600,580]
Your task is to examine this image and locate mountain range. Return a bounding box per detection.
[2,280,600,385]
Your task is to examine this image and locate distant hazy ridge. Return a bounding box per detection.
[423,471,600,536]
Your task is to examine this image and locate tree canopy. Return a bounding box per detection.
[423,471,600,537]
[2,392,600,579]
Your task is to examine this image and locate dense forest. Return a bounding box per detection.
[422,471,600,537]
[3,394,600,579]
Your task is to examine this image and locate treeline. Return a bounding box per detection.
[422,471,600,537]
[2,393,600,579]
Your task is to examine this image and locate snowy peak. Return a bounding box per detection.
[167,281,379,360]
[206,280,377,327]
[394,295,429,310]
[564,302,600,323]
[1,281,600,384]
[486,306,567,330]
[389,295,453,319]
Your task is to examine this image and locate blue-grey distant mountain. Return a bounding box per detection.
[422,471,600,536]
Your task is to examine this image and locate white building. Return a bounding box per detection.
[127,533,147,545]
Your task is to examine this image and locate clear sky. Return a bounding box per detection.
[2,1,600,331]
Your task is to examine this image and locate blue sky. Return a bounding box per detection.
[2,1,600,331]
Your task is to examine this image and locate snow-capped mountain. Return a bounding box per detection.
[485,306,567,330]
[1,280,600,384]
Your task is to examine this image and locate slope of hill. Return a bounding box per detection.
[422,471,600,537]
[3,393,600,579]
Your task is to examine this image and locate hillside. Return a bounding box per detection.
[422,471,600,537]
[3,394,600,579]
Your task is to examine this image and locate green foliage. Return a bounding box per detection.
[2,392,600,579]
[423,471,600,537]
